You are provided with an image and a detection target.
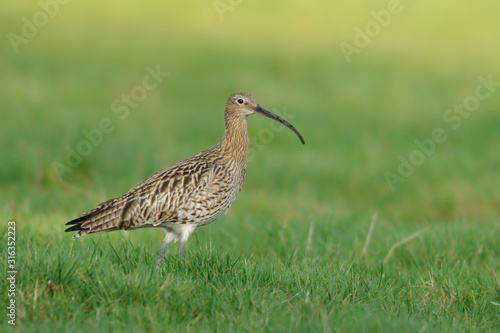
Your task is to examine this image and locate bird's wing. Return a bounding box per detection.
[65,160,233,238]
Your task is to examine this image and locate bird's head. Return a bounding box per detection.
[225,92,305,144]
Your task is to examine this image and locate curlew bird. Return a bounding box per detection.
[65,92,305,267]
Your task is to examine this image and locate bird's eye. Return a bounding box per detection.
[237,98,244,104]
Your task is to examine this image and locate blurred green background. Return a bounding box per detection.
[1,0,499,232]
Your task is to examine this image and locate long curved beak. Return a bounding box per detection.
[254,105,305,144]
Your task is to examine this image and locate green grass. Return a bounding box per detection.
[1,1,500,331]
[2,220,500,332]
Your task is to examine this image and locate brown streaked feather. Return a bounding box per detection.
[65,156,239,238]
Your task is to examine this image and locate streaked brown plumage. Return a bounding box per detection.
[65,92,304,266]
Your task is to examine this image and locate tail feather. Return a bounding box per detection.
[65,213,94,233]
[65,198,121,238]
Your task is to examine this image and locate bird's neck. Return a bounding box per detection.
[218,116,249,166]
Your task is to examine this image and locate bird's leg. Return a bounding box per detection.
[178,225,196,255]
[178,241,187,255]
[156,241,167,261]
[155,228,172,269]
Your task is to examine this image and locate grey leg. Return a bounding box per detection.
[155,228,172,269]
[156,241,168,261]
[177,225,197,255]
[178,240,187,255]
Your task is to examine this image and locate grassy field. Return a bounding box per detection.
[1,1,500,332]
